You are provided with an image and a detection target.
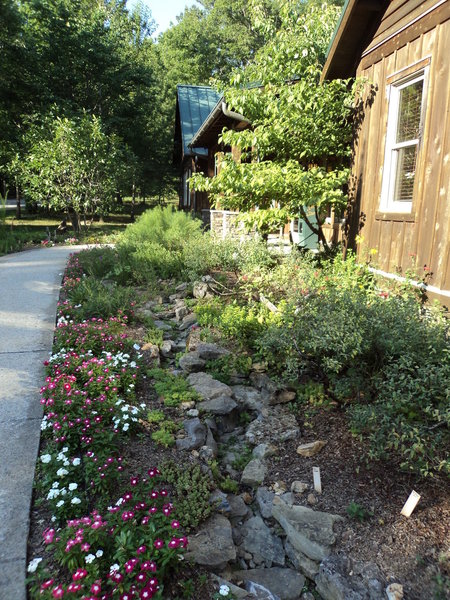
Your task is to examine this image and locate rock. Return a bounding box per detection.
[301,594,315,600]
[186,409,199,418]
[179,353,206,373]
[242,491,253,505]
[175,418,206,451]
[188,372,233,400]
[171,340,187,353]
[241,459,267,487]
[255,487,275,519]
[193,281,213,299]
[272,481,288,495]
[241,516,285,567]
[253,443,277,460]
[245,582,280,600]
[269,389,297,405]
[185,514,236,570]
[272,498,342,564]
[228,494,250,522]
[181,401,196,410]
[179,314,197,330]
[315,555,385,600]
[307,493,318,506]
[198,395,238,415]
[199,445,216,461]
[196,342,231,360]
[232,568,305,600]
[153,319,173,331]
[175,305,190,321]
[386,584,403,600]
[211,576,253,600]
[245,408,299,445]
[251,363,267,373]
[296,441,327,457]
[141,342,160,365]
[175,282,188,292]
[160,340,173,357]
[210,490,230,513]
[232,385,266,412]
[205,425,218,458]
[281,492,295,506]
[291,481,308,494]
[285,541,320,580]
[186,328,202,351]
[249,372,278,394]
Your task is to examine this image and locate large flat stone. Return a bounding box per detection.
[232,568,305,600]
[0,558,26,600]
[185,514,236,570]
[272,498,343,563]
[187,372,233,400]
[0,351,46,422]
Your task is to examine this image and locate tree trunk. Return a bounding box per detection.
[68,208,81,233]
[15,179,21,220]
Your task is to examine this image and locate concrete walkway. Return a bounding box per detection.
[0,246,82,599]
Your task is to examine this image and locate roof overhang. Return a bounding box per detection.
[321,0,389,81]
[189,100,251,149]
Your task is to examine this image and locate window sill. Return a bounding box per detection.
[375,211,415,222]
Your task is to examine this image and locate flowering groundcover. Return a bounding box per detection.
[28,254,188,599]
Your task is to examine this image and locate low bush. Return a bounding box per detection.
[147,368,199,407]
[66,276,136,320]
[160,462,214,531]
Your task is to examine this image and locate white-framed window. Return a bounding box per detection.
[380,68,428,213]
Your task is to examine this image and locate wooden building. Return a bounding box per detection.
[173,85,221,212]
[323,0,450,303]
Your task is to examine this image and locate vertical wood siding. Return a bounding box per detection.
[353,16,450,295]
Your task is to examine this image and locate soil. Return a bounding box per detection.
[27,288,450,600]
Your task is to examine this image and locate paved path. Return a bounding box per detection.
[0,246,82,599]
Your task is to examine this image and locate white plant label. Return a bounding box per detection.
[401,490,421,517]
[313,467,322,494]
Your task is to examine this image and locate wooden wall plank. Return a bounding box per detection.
[413,25,441,280]
[376,0,436,38]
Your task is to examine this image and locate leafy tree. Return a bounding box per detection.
[191,1,360,249]
[16,114,121,231]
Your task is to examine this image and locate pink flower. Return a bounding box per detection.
[41,579,54,590]
[91,581,102,595]
[171,520,180,529]
[67,583,82,593]
[81,543,90,552]
[139,588,155,600]
[141,561,157,572]
[153,539,164,550]
[52,585,65,598]
[168,538,180,549]
[136,545,146,554]
[72,568,88,581]
[43,528,55,544]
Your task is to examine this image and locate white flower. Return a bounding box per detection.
[133,343,140,350]
[62,447,68,453]
[115,497,124,506]
[72,458,81,466]
[27,557,42,573]
[40,454,52,464]
[122,423,129,432]
[71,497,81,505]
[56,500,64,507]
[96,549,104,558]
[56,468,69,477]
[85,554,96,564]
[40,420,49,431]
[47,489,60,500]
[129,361,136,368]
[60,487,67,496]
[68,483,78,491]
[219,584,230,596]
[110,563,120,573]
[302,48,308,57]
[52,482,60,489]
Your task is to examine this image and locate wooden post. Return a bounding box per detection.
[15,178,21,220]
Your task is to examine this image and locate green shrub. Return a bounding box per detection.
[147,409,166,423]
[205,354,252,384]
[347,502,373,522]
[120,206,202,251]
[147,368,199,407]
[151,428,175,447]
[75,247,118,279]
[160,462,214,530]
[66,276,135,320]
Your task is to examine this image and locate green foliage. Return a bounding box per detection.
[191,1,360,246]
[151,428,175,448]
[346,502,373,522]
[160,461,214,531]
[66,276,135,320]
[147,368,199,407]
[195,298,279,349]
[144,326,164,347]
[147,410,166,424]
[231,446,253,471]
[16,114,121,230]
[205,354,252,384]
[75,247,119,279]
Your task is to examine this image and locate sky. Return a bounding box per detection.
[127,0,201,35]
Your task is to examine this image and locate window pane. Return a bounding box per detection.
[396,80,423,142]
[393,145,418,202]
